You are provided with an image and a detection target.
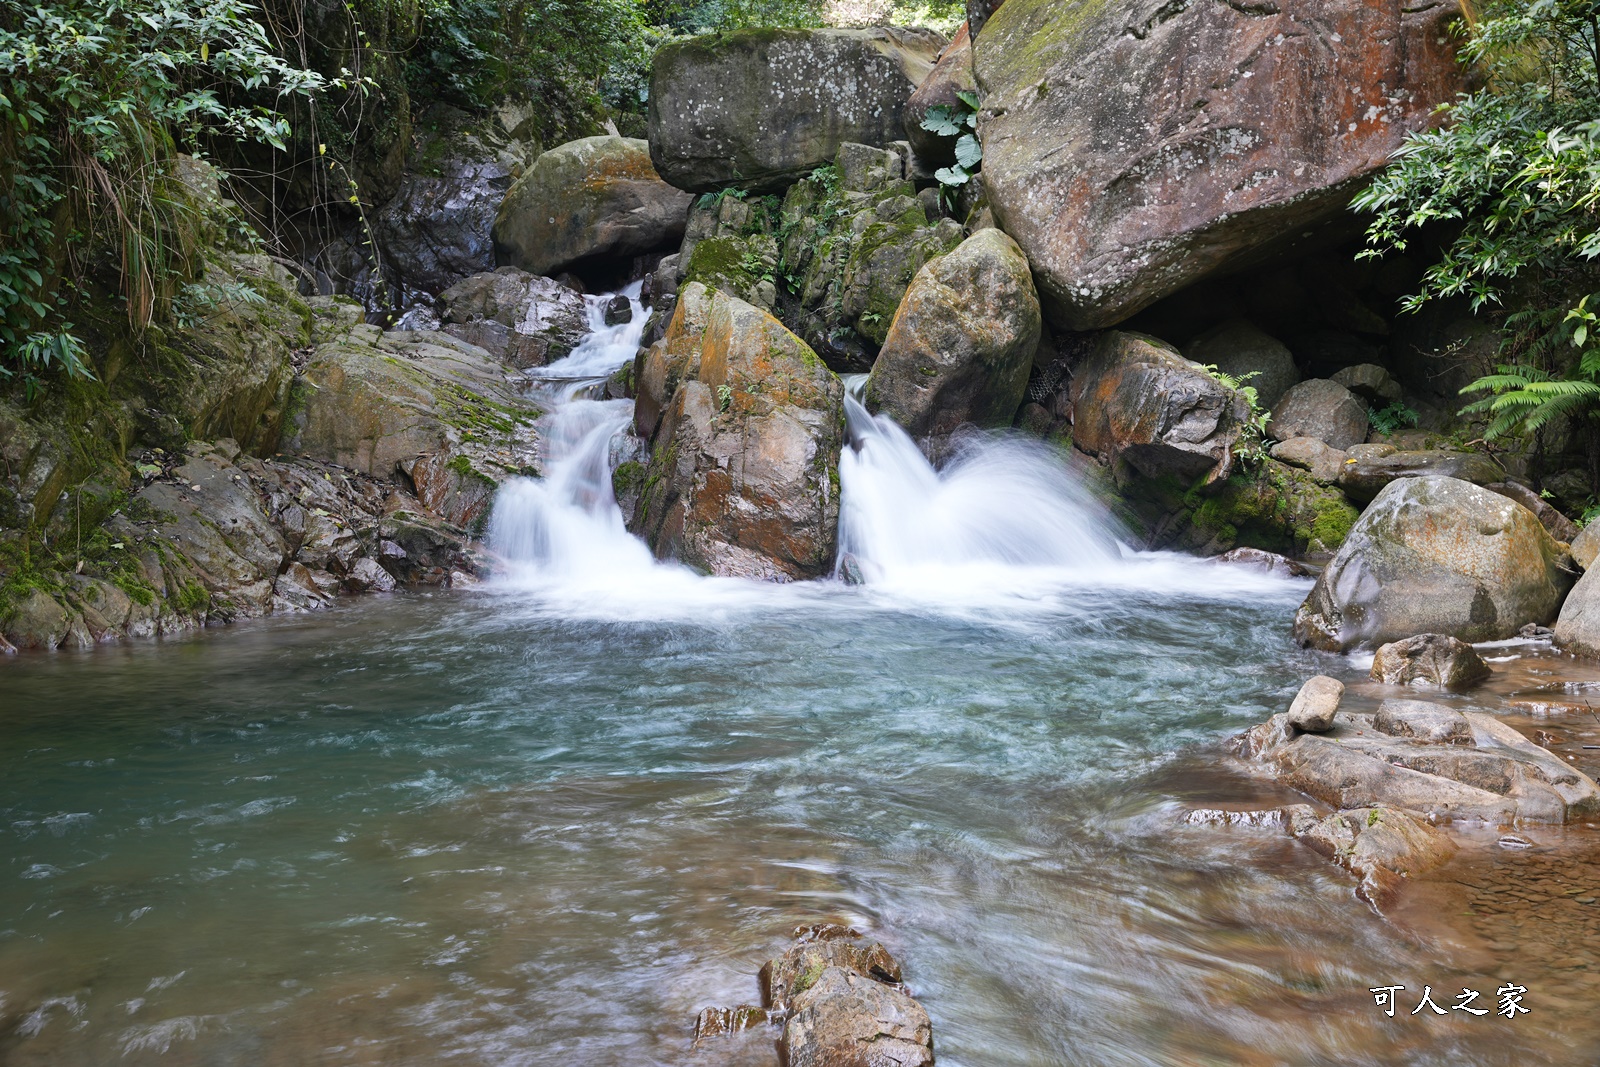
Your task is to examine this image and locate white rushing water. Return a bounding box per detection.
[489,287,1302,614]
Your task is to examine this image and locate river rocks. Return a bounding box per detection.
[904,23,975,166]
[1484,481,1580,544]
[864,228,1040,438]
[1338,449,1505,505]
[1370,634,1492,690]
[1287,805,1458,910]
[629,284,845,580]
[1238,706,1600,825]
[647,28,945,192]
[373,105,535,300]
[777,147,965,364]
[1293,477,1576,651]
[1269,437,1346,484]
[761,929,903,1011]
[1267,379,1369,451]
[972,0,1464,328]
[1182,320,1300,409]
[1287,675,1343,733]
[1330,363,1403,406]
[784,967,934,1067]
[1572,523,1600,570]
[1069,332,1250,483]
[283,312,542,532]
[435,268,591,368]
[492,136,692,278]
[1373,699,1474,745]
[1553,565,1600,659]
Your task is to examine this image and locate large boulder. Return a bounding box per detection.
[904,22,976,166]
[1069,331,1250,483]
[1268,379,1369,451]
[435,268,591,368]
[972,0,1465,328]
[1293,476,1577,651]
[864,228,1041,438]
[1181,319,1299,409]
[647,27,945,192]
[629,284,846,580]
[1554,565,1600,658]
[492,136,692,277]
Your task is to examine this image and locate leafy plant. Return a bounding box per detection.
[1369,401,1421,435]
[920,89,982,208]
[716,383,734,412]
[1202,366,1273,467]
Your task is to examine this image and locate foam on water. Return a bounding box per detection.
[487,292,1305,620]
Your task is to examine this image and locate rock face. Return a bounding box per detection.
[629,283,845,580]
[1370,634,1492,690]
[435,268,591,368]
[1286,675,1343,733]
[1182,319,1300,409]
[492,136,692,277]
[904,23,976,166]
[1293,477,1576,651]
[647,28,945,192]
[1069,331,1250,482]
[1554,565,1600,658]
[1571,523,1600,570]
[972,0,1464,328]
[1267,379,1369,451]
[1338,448,1505,504]
[864,228,1041,438]
[1238,705,1600,825]
[282,302,543,533]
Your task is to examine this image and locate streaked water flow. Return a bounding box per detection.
[1,293,1589,1066]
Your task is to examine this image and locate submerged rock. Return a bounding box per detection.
[1370,634,1492,691]
[1069,331,1250,483]
[972,0,1464,327]
[647,27,945,192]
[629,283,845,580]
[1285,805,1458,910]
[1293,476,1575,651]
[864,228,1041,439]
[493,136,692,277]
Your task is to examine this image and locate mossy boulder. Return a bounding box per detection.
[865,228,1040,439]
[972,0,1467,328]
[630,288,845,580]
[1294,476,1577,651]
[682,233,779,310]
[493,136,693,277]
[647,27,946,192]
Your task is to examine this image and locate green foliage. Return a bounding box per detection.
[1354,0,1600,450]
[0,0,323,389]
[1201,365,1272,467]
[1369,400,1421,435]
[921,90,982,202]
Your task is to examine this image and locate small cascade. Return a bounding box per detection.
[836,376,1124,590]
[487,283,655,577]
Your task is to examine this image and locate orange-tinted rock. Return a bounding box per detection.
[904,22,975,166]
[973,0,1467,328]
[492,136,691,277]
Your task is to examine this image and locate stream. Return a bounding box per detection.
[2,291,1595,1066]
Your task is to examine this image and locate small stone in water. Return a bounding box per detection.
[1497,833,1535,850]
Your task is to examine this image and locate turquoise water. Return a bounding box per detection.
[3,577,1587,1066]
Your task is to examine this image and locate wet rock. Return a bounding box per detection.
[602,294,632,326]
[647,28,945,192]
[1,589,73,651]
[1182,319,1300,409]
[1181,807,1288,828]
[1268,437,1347,484]
[1208,547,1310,578]
[691,1005,773,1047]
[864,228,1041,439]
[1338,449,1505,505]
[1330,363,1403,405]
[633,281,717,439]
[1293,476,1575,651]
[1373,699,1474,746]
[1267,379,1369,451]
[630,284,846,580]
[343,558,397,593]
[436,268,590,368]
[1552,563,1600,659]
[1285,806,1457,910]
[782,967,934,1067]
[1287,675,1343,733]
[904,23,975,167]
[1484,481,1580,544]
[1370,634,1492,690]
[1571,523,1600,570]
[1238,708,1600,825]
[761,933,903,1012]
[493,136,692,277]
[972,0,1464,327]
[1069,331,1250,483]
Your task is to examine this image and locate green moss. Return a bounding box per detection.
[447,453,498,489]
[174,579,210,615]
[612,460,646,500]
